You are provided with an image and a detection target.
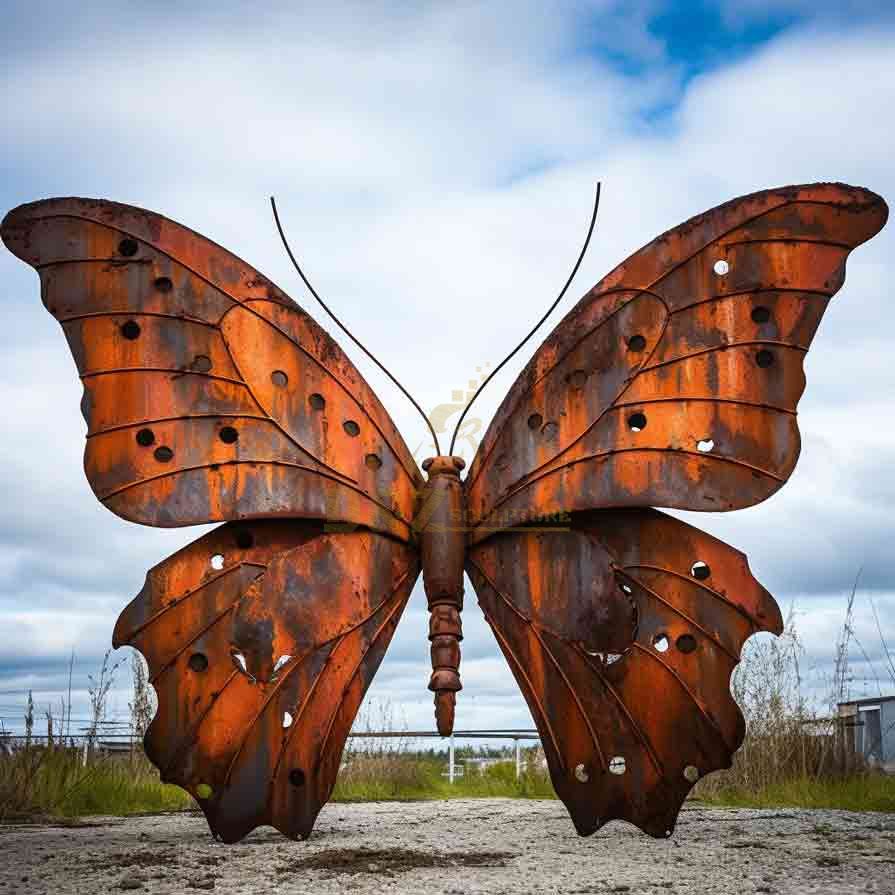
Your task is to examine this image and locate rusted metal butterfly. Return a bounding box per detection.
[1,182,886,843]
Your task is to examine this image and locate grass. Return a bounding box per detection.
[331,756,556,803]
[695,773,895,813]
[0,748,191,821]
[3,748,895,822]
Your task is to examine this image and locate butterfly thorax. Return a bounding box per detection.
[417,455,467,735]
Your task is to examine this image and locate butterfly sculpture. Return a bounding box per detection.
[1,182,887,844]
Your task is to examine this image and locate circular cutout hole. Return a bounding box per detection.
[210,554,225,571]
[627,334,647,352]
[288,768,306,787]
[154,276,173,293]
[188,653,208,673]
[653,634,669,653]
[195,783,213,799]
[235,530,254,550]
[309,392,325,410]
[609,756,626,775]
[574,763,589,783]
[153,446,174,463]
[690,561,710,580]
[271,370,288,388]
[193,355,212,373]
[627,412,647,432]
[755,349,775,368]
[527,413,543,431]
[683,765,699,783]
[283,711,293,729]
[135,428,155,447]
[696,439,714,453]
[676,634,698,654]
[568,370,587,388]
[118,238,139,257]
[219,426,239,444]
[365,453,382,470]
[343,420,360,437]
[619,582,633,595]
[713,259,729,276]
[120,320,141,340]
[751,306,771,324]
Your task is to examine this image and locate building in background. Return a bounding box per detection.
[838,695,895,772]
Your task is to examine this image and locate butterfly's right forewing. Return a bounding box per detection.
[465,183,887,539]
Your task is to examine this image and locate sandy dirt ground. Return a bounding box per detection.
[1,799,894,895]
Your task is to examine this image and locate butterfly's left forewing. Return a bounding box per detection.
[1,197,425,842]
[1,197,422,540]
[113,521,419,842]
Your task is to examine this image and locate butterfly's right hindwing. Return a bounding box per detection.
[466,508,781,838]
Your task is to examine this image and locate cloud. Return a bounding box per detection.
[1,3,894,738]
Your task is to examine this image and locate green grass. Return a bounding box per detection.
[695,774,895,813]
[0,748,192,821]
[5,749,894,822]
[331,757,556,803]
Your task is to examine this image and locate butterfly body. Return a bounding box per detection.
[2,182,887,843]
[417,455,468,734]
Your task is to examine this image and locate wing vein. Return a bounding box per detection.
[616,569,740,662]
[469,560,606,772]
[622,563,762,628]
[630,642,735,756]
[225,300,422,488]
[574,643,665,776]
[117,562,266,644]
[226,567,414,786]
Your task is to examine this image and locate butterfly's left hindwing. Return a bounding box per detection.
[113,521,419,842]
[466,509,781,838]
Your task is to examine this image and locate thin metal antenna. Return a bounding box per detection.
[270,197,442,456]
[448,182,602,455]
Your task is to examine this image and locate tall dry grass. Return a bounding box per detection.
[694,593,895,810]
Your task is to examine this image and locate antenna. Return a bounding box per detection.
[448,182,601,455]
[271,197,442,456]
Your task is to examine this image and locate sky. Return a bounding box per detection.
[1,0,894,742]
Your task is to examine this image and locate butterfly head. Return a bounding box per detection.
[421,455,466,479]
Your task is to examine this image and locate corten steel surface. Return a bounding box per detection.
[1,182,887,844]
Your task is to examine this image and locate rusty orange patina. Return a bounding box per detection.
[1,182,887,842]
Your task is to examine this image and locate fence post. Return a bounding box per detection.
[47,715,54,751]
[448,735,455,784]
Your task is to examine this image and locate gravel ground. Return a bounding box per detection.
[1,799,894,895]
